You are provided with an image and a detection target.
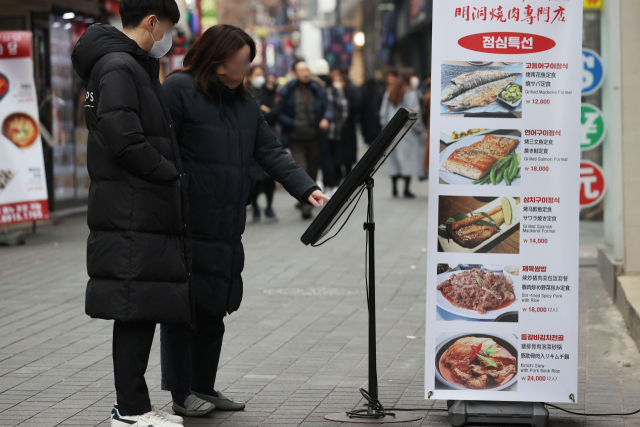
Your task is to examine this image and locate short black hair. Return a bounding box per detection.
[291,59,305,71]
[120,0,180,28]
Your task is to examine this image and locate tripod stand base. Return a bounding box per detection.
[324,412,422,423]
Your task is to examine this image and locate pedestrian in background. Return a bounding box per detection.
[329,69,359,184]
[421,76,431,176]
[71,0,189,425]
[379,68,425,198]
[360,73,386,146]
[160,24,329,420]
[278,59,334,219]
[246,65,279,221]
[312,59,339,194]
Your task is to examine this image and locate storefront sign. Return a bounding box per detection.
[200,0,218,32]
[582,48,604,96]
[580,160,606,208]
[583,0,603,10]
[580,103,606,151]
[427,1,582,404]
[0,31,50,225]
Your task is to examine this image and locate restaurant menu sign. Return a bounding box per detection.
[0,31,50,225]
[426,1,582,403]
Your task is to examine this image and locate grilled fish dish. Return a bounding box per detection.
[442,71,520,102]
[442,135,519,180]
[443,76,517,111]
[447,206,504,248]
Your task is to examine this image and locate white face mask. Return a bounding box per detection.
[410,76,420,89]
[149,19,172,58]
[332,81,344,89]
[251,75,266,89]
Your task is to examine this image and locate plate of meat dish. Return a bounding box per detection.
[436,334,518,390]
[436,268,517,320]
[438,197,519,253]
[440,134,520,185]
[441,69,522,113]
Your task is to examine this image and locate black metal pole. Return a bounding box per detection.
[365,178,378,411]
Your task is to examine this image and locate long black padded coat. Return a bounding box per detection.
[163,72,319,318]
[71,24,193,327]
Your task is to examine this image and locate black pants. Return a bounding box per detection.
[252,177,276,209]
[113,321,156,416]
[290,139,321,182]
[160,308,225,395]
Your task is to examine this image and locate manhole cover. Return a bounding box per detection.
[262,287,363,296]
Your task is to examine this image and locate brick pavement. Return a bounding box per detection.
[1,174,639,426]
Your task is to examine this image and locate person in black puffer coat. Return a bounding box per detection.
[246,65,279,222]
[71,0,194,424]
[159,25,329,416]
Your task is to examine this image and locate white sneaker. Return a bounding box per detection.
[152,405,183,425]
[111,404,182,426]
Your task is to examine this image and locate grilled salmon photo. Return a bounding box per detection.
[442,76,517,111]
[441,70,520,102]
[442,135,519,180]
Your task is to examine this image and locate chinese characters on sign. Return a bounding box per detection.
[427,0,582,403]
[0,31,50,225]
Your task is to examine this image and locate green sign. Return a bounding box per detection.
[200,0,217,31]
[581,103,606,151]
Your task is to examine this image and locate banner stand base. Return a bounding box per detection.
[324,412,422,423]
[0,230,26,246]
[447,400,548,427]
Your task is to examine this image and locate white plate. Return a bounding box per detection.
[438,197,520,253]
[436,269,519,320]
[439,134,521,186]
[439,129,497,145]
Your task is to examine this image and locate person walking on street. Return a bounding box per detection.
[278,59,334,219]
[421,76,432,176]
[330,69,360,184]
[71,1,192,426]
[246,65,279,221]
[160,25,329,420]
[379,68,425,198]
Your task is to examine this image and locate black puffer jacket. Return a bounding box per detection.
[72,24,193,327]
[163,72,318,318]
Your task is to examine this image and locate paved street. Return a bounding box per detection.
[1,173,640,426]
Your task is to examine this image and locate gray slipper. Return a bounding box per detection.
[191,390,245,411]
[171,394,215,417]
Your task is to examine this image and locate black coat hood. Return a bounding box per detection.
[72,23,149,80]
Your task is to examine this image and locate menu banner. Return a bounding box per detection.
[0,31,50,225]
[426,1,582,403]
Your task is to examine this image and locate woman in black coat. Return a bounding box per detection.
[246,65,280,221]
[160,25,329,416]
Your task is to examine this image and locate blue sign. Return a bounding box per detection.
[582,48,604,96]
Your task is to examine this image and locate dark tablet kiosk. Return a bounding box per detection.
[301,107,417,246]
[302,108,422,423]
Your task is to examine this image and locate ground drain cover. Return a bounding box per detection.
[263,287,363,296]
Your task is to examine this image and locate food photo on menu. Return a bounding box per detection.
[439,129,521,186]
[438,196,520,254]
[436,264,519,322]
[435,332,518,391]
[440,61,523,118]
